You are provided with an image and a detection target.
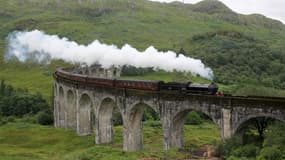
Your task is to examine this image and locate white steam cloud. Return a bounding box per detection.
[5,30,214,79]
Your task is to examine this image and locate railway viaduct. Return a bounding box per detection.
[54,68,285,151]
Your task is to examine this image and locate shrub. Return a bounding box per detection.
[22,115,37,124]
[7,116,15,122]
[231,144,259,158]
[185,111,203,125]
[37,111,54,125]
[219,136,243,158]
[0,93,50,117]
[220,122,285,159]
[257,146,282,160]
[260,122,285,159]
[143,107,159,121]
[262,122,285,148]
[0,118,8,126]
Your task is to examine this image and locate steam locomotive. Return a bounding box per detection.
[160,82,218,95]
[55,68,218,95]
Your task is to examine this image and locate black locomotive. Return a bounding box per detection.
[159,82,218,95]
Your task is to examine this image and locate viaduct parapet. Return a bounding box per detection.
[54,68,285,151]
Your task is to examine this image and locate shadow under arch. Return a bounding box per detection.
[78,93,93,136]
[233,114,285,138]
[58,86,65,127]
[96,97,122,144]
[66,90,76,130]
[170,109,221,148]
[123,102,161,151]
[230,115,285,148]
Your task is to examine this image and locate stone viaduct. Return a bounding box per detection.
[53,67,285,151]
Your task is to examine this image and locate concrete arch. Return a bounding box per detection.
[168,108,221,148]
[58,86,65,127]
[129,102,148,126]
[172,108,220,127]
[79,91,93,100]
[96,97,121,144]
[66,90,77,129]
[129,101,158,114]
[123,102,160,151]
[232,113,285,135]
[99,96,116,105]
[78,93,93,136]
[81,92,97,118]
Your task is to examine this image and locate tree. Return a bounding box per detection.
[257,122,285,160]
[37,110,54,125]
[241,117,273,142]
[6,85,14,97]
[179,47,186,56]
[185,111,203,125]
[253,117,273,140]
[0,93,50,117]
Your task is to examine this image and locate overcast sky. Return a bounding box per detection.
[148,0,285,24]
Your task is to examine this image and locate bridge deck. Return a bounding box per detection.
[55,68,285,108]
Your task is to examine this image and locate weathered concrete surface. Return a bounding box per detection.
[221,108,232,138]
[96,98,116,144]
[54,78,285,151]
[66,90,77,129]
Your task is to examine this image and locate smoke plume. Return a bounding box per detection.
[5,30,214,79]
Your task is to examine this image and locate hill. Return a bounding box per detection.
[191,0,234,14]
[0,0,285,98]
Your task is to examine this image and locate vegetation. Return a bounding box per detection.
[187,31,285,89]
[0,80,53,125]
[219,121,285,160]
[0,121,220,160]
[185,111,203,125]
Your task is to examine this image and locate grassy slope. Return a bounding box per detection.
[0,122,220,160]
[1,0,285,98]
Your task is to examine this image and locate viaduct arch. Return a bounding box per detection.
[96,97,118,144]
[78,94,93,136]
[54,68,285,151]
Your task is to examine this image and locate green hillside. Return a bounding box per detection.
[1,0,285,98]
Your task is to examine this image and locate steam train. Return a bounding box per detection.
[54,68,218,95]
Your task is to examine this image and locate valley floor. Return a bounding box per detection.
[0,121,220,160]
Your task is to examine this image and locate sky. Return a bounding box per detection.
[148,0,285,24]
